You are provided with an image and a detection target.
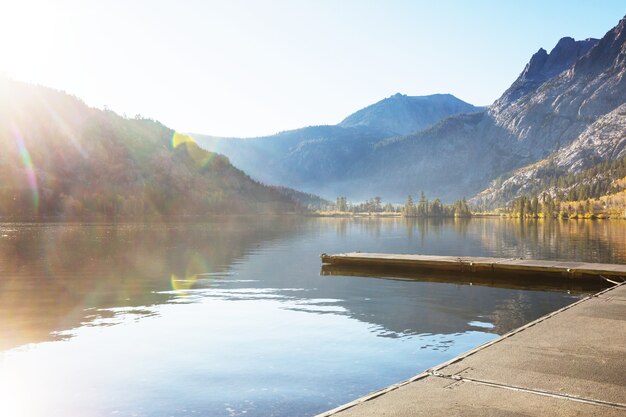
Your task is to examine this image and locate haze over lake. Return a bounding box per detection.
[1,217,621,417]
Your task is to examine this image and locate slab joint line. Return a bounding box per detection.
[431,371,626,410]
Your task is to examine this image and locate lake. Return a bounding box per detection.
[0,217,623,417]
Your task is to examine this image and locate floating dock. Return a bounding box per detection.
[316,282,626,417]
[321,252,626,282]
[320,264,609,293]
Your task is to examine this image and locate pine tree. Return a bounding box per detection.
[335,196,348,212]
[417,191,428,217]
[403,195,416,217]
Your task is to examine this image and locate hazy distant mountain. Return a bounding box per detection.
[339,93,480,135]
[0,78,304,218]
[194,94,480,199]
[193,125,389,191]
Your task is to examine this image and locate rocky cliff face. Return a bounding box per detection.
[475,104,626,206]
[555,104,626,170]
[499,37,598,104]
[475,16,626,206]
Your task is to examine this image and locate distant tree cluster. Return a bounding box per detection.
[335,196,349,212]
[506,195,544,218]
[505,193,609,219]
[329,193,472,217]
[332,196,398,213]
[402,192,470,218]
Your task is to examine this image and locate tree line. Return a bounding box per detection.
[333,192,471,218]
[504,193,623,219]
[482,155,626,210]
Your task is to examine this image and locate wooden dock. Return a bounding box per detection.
[321,252,626,282]
[320,264,609,293]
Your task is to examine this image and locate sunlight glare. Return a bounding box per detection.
[0,354,47,417]
[12,126,39,211]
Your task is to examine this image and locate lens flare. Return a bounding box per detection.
[171,253,213,294]
[172,132,216,168]
[170,274,198,292]
[13,127,39,211]
[172,132,195,148]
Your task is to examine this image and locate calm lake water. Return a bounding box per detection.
[1,217,624,417]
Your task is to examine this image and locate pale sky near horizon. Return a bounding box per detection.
[0,1,624,137]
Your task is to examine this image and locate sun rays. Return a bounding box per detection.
[11,126,39,211]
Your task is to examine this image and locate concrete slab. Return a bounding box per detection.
[320,375,626,417]
[437,292,626,405]
[598,284,626,301]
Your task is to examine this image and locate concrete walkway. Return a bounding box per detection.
[317,283,626,416]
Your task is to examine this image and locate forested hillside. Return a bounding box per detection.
[0,78,303,219]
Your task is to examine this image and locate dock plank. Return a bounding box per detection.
[321,252,626,280]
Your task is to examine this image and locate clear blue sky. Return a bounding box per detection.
[1,1,624,137]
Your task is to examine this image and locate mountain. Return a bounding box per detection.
[474,104,626,207]
[339,93,480,135]
[0,77,304,219]
[354,27,624,203]
[194,125,387,189]
[498,37,598,104]
[193,94,480,199]
[475,16,626,207]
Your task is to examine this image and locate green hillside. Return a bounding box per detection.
[0,77,302,219]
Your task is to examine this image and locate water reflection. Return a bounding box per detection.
[315,217,626,263]
[2,217,623,350]
[0,217,624,417]
[0,218,302,350]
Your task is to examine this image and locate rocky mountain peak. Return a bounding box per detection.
[492,36,599,110]
[517,37,598,84]
[573,14,626,75]
[519,48,549,82]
